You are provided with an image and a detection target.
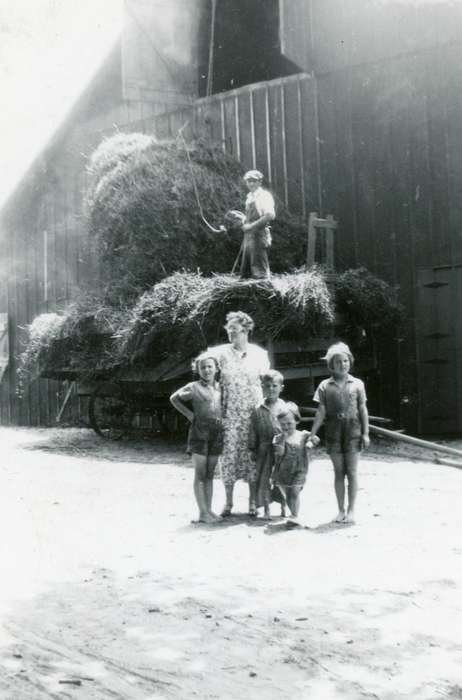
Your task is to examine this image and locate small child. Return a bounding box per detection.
[248,370,287,520]
[308,342,370,524]
[170,352,223,524]
[272,402,310,525]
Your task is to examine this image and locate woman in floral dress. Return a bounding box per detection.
[210,311,270,517]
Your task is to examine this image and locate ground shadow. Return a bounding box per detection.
[179,512,287,533]
[263,520,313,535]
[19,428,187,465]
[310,520,356,534]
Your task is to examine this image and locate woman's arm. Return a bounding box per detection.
[169,389,194,423]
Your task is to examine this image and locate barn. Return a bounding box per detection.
[1,0,461,435]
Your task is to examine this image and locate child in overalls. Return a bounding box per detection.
[170,352,223,524]
[272,402,310,525]
[240,169,275,279]
[308,342,370,524]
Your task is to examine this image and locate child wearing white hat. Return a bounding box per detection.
[308,342,370,524]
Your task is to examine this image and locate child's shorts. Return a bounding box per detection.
[325,417,362,455]
[327,437,362,455]
[187,419,223,457]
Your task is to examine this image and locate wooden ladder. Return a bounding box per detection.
[306,212,337,269]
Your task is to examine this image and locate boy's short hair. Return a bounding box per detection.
[261,369,284,385]
[322,342,354,371]
[277,401,301,423]
[192,351,220,375]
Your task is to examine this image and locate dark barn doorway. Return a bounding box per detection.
[198,0,300,96]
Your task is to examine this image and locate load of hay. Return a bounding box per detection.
[18,132,403,386]
[19,267,402,385]
[85,133,307,304]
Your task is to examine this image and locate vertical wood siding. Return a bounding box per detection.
[146,45,462,432]
[2,29,462,432]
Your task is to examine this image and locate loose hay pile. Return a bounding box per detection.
[333,268,403,333]
[85,133,307,303]
[19,268,402,383]
[18,132,403,386]
[115,269,334,367]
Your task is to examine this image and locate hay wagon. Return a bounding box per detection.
[41,351,193,440]
[43,326,378,440]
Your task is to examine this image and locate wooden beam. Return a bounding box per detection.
[370,424,462,459]
[56,381,74,423]
[306,211,317,266]
[300,406,392,425]
[434,456,462,471]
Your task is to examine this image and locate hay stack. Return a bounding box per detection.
[20,267,402,382]
[85,133,307,304]
[115,269,334,367]
[18,133,403,384]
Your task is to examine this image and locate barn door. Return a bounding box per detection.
[415,267,462,435]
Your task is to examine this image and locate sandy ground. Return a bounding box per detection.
[0,427,462,700]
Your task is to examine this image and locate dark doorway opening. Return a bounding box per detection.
[198,0,300,96]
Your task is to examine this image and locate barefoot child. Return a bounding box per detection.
[272,402,310,524]
[308,342,370,524]
[170,353,223,523]
[248,370,287,520]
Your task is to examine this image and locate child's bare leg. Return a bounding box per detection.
[344,452,359,523]
[263,493,271,520]
[205,456,220,520]
[277,486,287,517]
[262,480,272,519]
[192,454,213,523]
[287,488,300,518]
[285,488,302,526]
[248,480,257,516]
[331,453,347,522]
[222,482,234,516]
[263,497,271,520]
[291,486,302,518]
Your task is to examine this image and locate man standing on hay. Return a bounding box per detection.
[240,170,276,279]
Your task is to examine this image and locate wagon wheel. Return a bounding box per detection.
[89,383,135,439]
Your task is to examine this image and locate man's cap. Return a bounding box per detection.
[243,169,264,181]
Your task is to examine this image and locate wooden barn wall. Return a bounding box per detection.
[2,33,462,432]
[148,40,462,431]
[0,98,162,427]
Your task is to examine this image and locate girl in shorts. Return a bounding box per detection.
[170,352,223,523]
[272,402,310,525]
[308,342,370,524]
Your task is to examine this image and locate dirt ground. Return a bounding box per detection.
[0,426,462,700]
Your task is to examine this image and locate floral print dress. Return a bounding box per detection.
[212,343,270,485]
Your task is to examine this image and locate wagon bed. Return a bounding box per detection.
[41,330,378,439]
